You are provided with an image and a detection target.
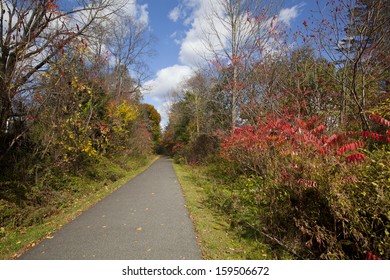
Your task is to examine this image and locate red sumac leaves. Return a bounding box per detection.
[220,113,389,180]
[335,141,365,156]
[370,114,390,127]
[359,131,390,142]
[345,153,366,163]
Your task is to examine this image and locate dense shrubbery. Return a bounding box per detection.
[0,154,152,230]
[207,115,390,259]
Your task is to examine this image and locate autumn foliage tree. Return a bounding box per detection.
[0,0,130,150]
[140,103,162,152]
[0,0,158,236]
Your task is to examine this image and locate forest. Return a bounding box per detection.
[0,0,389,259]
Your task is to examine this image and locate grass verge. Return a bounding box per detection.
[0,155,158,259]
[173,163,274,260]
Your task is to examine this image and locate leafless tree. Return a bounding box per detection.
[105,14,155,100]
[202,0,282,129]
[0,0,125,133]
[305,0,390,130]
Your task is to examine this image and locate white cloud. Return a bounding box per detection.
[156,100,173,129]
[177,0,227,67]
[143,64,194,102]
[121,1,149,25]
[277,4,302,26]
[175,1,303,66]
[169,31,178,39]
[179,26,208,66]
[121,1,137,17]
[170,31,183,45]
[169,6,181,22]
[137,4,149,25]
[143,64,194,127]
[258,4,303,57]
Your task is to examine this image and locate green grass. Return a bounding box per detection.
[173,163,274,260]
[0,155,158,259]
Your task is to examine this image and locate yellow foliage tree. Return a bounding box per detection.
[109,100,138,132]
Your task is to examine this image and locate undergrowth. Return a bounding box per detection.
[174,163,294,260]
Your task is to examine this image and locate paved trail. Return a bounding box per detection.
[20,157,202,260]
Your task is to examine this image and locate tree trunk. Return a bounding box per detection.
[231,1,238,130]
[195,90,200,137]
[0,82,12,133]
[232,63,238,130]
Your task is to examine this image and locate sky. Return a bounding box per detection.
[57,0,318,128]
[134,0,320,128]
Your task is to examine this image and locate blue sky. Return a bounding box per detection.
[60,0,320,127]
[146,0,183,71]
[135,0,320,127]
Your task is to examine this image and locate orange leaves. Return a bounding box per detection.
[95,121,110,135]
[172,142,185,154]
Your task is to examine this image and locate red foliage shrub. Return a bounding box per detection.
[218,113,390,259]
[220,114,371,176]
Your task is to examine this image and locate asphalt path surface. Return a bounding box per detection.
[19,157,202,260]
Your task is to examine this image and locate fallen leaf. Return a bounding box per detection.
[46,235,54,239]
[136,227,142,231]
